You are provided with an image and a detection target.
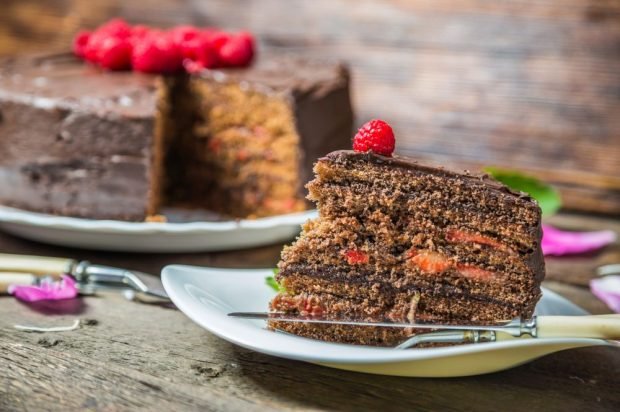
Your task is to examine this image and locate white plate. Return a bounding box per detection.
[0,205,316,253]
[162,264,615,377]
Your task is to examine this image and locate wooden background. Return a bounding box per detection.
[0,0,619,214]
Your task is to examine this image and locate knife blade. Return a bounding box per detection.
[228,312,522,334]
[229,312,620,341]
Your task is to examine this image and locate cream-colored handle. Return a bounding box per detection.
[537,315,620,339]
[0,253,76,277]
[0,272,37,293]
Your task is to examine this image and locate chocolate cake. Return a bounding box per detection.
[270,149,545,346]
[0,53,353,220]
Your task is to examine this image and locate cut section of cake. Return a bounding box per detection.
[269,120,545,346]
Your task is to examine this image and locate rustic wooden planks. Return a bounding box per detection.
[0,0,618,215]
[1,288,619,411]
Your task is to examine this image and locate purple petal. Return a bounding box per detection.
[542,224,617,256]
[590,276,620,313]
[8,275,78,302]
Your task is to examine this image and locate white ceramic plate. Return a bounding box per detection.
[162,264,615,377]
[0,205,316,253]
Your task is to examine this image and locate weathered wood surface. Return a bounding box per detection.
[0,212,619,411]
[2,292,620,412]
[0,0,619,214]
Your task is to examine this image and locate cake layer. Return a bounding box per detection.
[165,77,305,217]
[277,212,543,309]
[308,152,542,250]
[270,321,409,346]
[278,270,540,315]
[270,291,526,323]
[280,216,542,283]
[269,288,527,346]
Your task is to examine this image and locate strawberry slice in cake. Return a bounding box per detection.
[269,119,545,346]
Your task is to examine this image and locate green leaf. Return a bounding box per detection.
[265,268,284,293]
[484,167,562,217]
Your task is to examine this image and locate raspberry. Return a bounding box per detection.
[217,32,255,67]
[96,18,132,39]
[82,30,106,63]
[132,31,182,74]
[130,25,152,45]
[446,229,515,255]
[81,19,133,67]
[72,30,91,58]
[179,30,220,71]
[183,59,205,73]
[456,264,495,281]
[96,36,132,70]
[352,119,395,156]
[170,25,201,46]
[344,249,369,265]
[408,250,452,273]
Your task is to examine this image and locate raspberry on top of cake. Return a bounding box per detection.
[269,119,545,346]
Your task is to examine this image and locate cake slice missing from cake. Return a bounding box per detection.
[269,121,545,346]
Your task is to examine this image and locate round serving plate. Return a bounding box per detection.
[0,205,316,253]
[162,265,615,378]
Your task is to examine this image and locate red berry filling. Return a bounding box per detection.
[455,264,495,281]
[352,119,395,157]
[408,248,496,281]
[408,250,452,273]
[446,229,515,255]
[344,249,369,265]
[270,294,324,317]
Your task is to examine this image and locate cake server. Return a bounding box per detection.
[0,253,169,302]
[228,312,620,348]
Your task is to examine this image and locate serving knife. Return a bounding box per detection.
[228,312,620,348]
[0,253,169,302]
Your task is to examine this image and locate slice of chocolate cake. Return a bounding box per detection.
[270,121,544,346]
[0,53,352,220]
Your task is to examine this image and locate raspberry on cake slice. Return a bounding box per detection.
[268,120,545,346]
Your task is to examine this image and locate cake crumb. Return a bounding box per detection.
[145,214,167,223]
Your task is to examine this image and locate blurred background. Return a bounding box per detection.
[1,0,618,215]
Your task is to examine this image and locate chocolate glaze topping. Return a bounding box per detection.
[324,150,536,202]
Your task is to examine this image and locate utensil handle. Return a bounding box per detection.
[0,272,37,293]
[0,253,75,276]
[537,315,620,339]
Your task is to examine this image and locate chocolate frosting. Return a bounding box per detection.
[0,53,350,118]
[324,150,536,202]
[0,53,159,118]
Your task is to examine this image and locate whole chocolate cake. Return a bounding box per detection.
[0,52,353,220]
[270,121,545,346]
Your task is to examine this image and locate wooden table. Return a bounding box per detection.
[1,213,619,411]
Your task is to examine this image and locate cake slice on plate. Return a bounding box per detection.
[270,120,545,346]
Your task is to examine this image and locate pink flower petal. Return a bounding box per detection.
[542,224,617,256]
[590,276,620,313]
[8,275,78,302]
